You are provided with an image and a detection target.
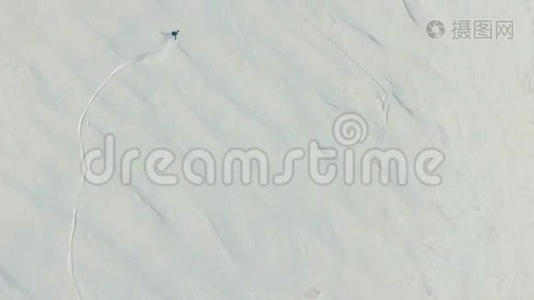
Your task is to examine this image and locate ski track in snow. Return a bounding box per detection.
[1,0,533,298]
[70,37,176,299]
[278,0,403,185]
[278,0,410,150]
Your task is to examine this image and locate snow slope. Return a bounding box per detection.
[1,0,534,299]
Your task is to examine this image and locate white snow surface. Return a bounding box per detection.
[1,0,534,299]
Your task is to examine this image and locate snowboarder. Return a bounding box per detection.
[171,30,180,40]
